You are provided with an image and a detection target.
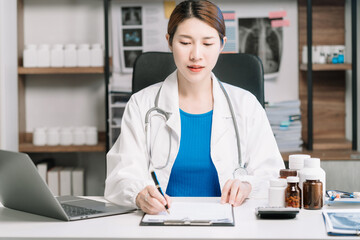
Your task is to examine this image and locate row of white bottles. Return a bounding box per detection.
[23,44,104,68]
[33,126,98,146]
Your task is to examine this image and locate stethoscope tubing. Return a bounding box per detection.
[145,79,247,176]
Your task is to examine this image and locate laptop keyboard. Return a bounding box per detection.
[61,203,103,217]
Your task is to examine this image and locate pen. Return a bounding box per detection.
[150,171,170,213]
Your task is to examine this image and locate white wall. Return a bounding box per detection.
[0,0,18,151]
[23,0,105,132]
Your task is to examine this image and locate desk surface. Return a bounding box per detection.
[0,197,357,240]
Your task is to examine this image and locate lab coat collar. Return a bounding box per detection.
[157,70,232,145]
[157,70,232,117]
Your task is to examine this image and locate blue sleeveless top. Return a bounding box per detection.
[166,109,221,197]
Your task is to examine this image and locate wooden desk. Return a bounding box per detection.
[0,197,356,240]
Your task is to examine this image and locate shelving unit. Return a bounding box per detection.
[299,0,357,151]
[17,0,107,153]
[17,66,106,153]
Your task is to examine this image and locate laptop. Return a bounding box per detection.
[0,150,136,221]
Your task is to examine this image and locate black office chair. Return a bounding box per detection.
[132,52,264,107]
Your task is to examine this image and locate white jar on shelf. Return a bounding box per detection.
[23,44,37,67]
[90,43,104,67]
[37,44,50,67]
[60,127,73,146]
[77,44,91,67]
[64,44,77,67]
[50,44,64,67]
[73,127,86,145]
[85,126,98,145]
[47,127,60,146]
[33,127,47,146]
[302,46,307,64]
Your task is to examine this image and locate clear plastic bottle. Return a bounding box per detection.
[303,175,323,210]
[285,176,301,208]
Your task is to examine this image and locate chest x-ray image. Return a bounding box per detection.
[121,7,142,26]
[238,18,283,80]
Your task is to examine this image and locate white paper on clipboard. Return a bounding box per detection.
[141,201,234,226]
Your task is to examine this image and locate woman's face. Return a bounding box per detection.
[167,18,226,85]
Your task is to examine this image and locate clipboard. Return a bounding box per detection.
[140,201,234,226]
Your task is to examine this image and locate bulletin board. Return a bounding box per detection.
[111,0,298,103]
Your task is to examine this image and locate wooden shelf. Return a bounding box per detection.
[18,66,104,75]
[300,63,352,71]
[313,138,352,150]
[19,142,106,153]
[281,138,355,161]
[282,149,360,161]
[19,132,106,153]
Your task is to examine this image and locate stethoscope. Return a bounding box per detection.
[145,79,248,178]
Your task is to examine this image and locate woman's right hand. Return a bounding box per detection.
[135,185,172,214]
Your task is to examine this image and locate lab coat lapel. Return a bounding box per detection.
[156,70,181,140]
[211,74,232,147]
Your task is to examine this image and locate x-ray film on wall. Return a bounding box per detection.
[238,18,283,81]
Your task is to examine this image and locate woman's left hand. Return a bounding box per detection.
[220,179,252,207]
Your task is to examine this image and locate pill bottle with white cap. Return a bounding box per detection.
[268,178,287,207]
[299,158,326,204]
[285,176,301,208]
[289,154,311,171]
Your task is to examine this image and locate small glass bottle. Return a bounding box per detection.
[303,175,323,210]
[285,176,301,208]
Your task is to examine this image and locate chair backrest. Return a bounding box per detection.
[132,52,264,107]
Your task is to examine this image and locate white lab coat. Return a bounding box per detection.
[105,70,284,208]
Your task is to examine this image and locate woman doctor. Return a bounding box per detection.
[105,0,285,214]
